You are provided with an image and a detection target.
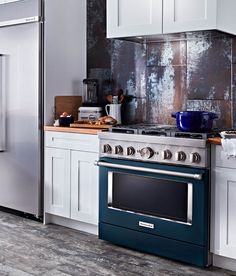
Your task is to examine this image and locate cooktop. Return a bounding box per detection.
[109,124,221,140]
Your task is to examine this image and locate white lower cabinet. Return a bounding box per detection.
[45,148,70,218]
[211,145,236,269]
[71,150,98,225]
[44,131,99,234]
[211,167,236,259]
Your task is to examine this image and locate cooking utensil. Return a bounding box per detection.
[116,89,124,103]
[117,89,124,97]
[119,94,125,103]
[112,96,119,104]
[106,95,113,103]
[171,111,218,132]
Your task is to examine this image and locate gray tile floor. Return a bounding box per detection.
[0,211,235,276]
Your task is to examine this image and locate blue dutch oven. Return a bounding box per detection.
[171,111,218,132]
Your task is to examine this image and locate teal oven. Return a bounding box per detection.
[97,157,210,267]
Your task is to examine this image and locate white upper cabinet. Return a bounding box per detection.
[107,0,223,38]
[217,0,236,35]
[107,0,162,38]
[163,0,217,33]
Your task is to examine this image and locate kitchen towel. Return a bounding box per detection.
[221,138,236,157]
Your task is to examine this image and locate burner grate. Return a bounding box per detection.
[110,124,222,139]
[170,130,221,140]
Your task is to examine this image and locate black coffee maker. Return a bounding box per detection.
[82,78,98,107]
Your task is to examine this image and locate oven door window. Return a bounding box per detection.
[108,172,192,224]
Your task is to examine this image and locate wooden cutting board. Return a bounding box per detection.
[55,96,82,120]
[70,123,113,129]
[44,126,105,135]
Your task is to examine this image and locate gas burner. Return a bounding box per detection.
[170,129,221,140]
[109,124,139,134]
[110,124,176,135]
[139,126,177,136]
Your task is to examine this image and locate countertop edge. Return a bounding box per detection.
[44,126,106,135]
[208,137,221,145]
[44,127,223,143]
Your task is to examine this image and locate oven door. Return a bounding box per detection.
[98,157,209,247]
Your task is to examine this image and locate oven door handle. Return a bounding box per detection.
[94,161,202,180]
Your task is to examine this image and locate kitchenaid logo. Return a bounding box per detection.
[25,17,36,22]
[139,221,155,229]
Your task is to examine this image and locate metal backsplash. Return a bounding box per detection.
[87,0,236,129]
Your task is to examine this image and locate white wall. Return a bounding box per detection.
[44,0,87,125]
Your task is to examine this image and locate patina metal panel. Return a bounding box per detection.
[232,37,236,64]
[147,41,187,67]
[147,65,187,125]
[146,40,187,124]
[87,0,111,71]
[187,35,232,101]
[232,64,236,128]
[111,40,147,124]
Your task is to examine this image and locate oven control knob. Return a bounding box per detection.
[161,150,172,160]
[127,146,135,156]
[140,147,154,159]
[175,151,186,161]
[103,144,112,154]
[115,145,123,155]
[190,152,201,164]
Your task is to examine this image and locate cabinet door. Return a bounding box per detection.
[163,0,217,33]
[71,151,99,225]
[217,0,236,35]
[44,148,70,218]
[211,167,236,259]
[107,0,162,38]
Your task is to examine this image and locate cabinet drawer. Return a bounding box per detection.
[45,131,99,153]
[214,145,236,169]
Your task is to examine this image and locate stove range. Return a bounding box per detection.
[99,124,216,168]
[97,124,213,267]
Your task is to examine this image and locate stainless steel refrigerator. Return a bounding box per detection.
[0,0,86,217]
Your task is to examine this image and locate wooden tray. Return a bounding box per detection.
[70,123,113,129]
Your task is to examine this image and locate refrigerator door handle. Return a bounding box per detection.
[0,55,6,152]
[0,17,41,28]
